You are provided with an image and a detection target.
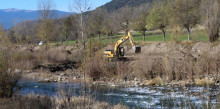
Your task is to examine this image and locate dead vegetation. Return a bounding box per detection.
[3,45,83,70]
[131,42,220,84]
[86,42,220,85]
[0,94,129,109]
[2,41,220,86]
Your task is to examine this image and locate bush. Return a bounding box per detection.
[0,51,19,98]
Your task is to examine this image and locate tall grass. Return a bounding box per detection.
[0,93,129,109]
[133,51,219,84]
[84,41,220,86]
[4,45,84,70]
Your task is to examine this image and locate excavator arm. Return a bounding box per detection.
[128,32,136,47]
[113,35,129,53]
[104,32,141,58]
[113,32,137,55]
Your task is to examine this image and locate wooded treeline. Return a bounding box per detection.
[0,0,219,45]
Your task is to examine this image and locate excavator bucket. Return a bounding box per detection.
[135,46,141,53]
[132,46,141,53]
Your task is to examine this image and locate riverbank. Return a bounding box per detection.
[20,69,219,88]
[3,41,220,87]
[1,42,220,108]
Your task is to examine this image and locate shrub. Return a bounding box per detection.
[0,51,19,98]
[89,59,103,81]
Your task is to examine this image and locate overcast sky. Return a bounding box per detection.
[0,0,111,12]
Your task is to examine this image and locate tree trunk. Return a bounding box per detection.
[187,28,191,41]
[125,29,129,35]
[46,41,48,50]
[66,36,68,44]
[98,34,101,43]
[143,31,146,41]
[45,32,48,50]
[161,29,166,41]
[45,40,48,50]
[75,34,78,48]
[75,34,78,44]
[110,32,113,43]
[209,31,219,42]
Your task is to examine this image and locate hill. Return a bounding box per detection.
[100,0,154,12]
[0,8,73,29]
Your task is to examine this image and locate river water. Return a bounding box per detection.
[15,80,220,109]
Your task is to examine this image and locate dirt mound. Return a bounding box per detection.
[129,42,220,60]
[125,42,220,82]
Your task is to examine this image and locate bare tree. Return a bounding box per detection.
[0,25,4,41]
[133,4,151,41]
[133,12,148,41]
[69,0,91,108]
[87,8,106,42]
[202,0,220,42]
[69,0,90,49]
[63,15,79,44]
[12,21,35,44]
[37,0,56,49]
[170,0,201,41]
[0,24,9,46]
[114,6,134,34]
[147,0,169,41]
[102,13,119,43]
[7,22,20,44]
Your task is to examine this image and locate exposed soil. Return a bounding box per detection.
[34,61,79,72]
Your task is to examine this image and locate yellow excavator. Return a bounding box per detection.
[104,32,141,59]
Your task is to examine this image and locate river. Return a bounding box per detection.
[15,80,220,109]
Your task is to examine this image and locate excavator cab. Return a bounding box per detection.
[118,47,125,57]
[104,47,125,58]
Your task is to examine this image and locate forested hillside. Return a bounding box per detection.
[100,0,153,12]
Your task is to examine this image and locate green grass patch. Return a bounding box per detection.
[50,40,78,45]
[50,30,209,45]
[101,30,209,44]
